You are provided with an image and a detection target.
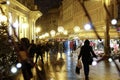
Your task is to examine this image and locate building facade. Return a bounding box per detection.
[59,0,119,39]
[2,0,42,43]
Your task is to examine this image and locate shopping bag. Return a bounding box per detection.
[75,66,80,74]
[75,60,82,74]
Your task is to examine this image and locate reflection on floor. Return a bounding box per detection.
[15,49,120,80]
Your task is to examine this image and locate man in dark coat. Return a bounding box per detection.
[29,40,36,62]
[35,43,44,64]
[19,38,33,80]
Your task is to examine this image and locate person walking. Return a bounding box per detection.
[29,40,37,62]
[45,42,50,59]
[78,39,97,80]
[35,43,44,64]
[18,38,33,80]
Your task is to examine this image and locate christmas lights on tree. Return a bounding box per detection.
[0,5,18,79]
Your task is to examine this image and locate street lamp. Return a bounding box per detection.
[84,23,91,30]
[74,26,80,33]
[111,19,117,25]
[36,27,41,33]
[73,26,80,39]
[35,27,41,42]
[58,26,64,33]
[39,32,49,39]
[50,30,56,37]
[57,26,67,38]
[63,30,68,35]
[44,32,49,38]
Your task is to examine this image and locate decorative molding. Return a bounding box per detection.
[29,11,42,21]
[10,0,30,12]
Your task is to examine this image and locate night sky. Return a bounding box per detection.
[35,0,62,14]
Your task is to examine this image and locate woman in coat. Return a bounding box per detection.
[78,39,97,80]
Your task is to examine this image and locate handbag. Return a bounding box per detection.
[75,60,82,74]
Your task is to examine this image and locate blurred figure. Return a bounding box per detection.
[29,40,37,62]
[45,42,50,58]
[78,39,97,80]
[18,38,33,80]
[36,43,44,64]
[59,41,63,58]
[70,40,74,53]
[73,40,77,51]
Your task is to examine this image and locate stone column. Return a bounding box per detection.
[29,11,42,43]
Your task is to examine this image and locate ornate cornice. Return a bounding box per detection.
[9,0,42,21]
[10,0,30,13]
[29,11,42,21]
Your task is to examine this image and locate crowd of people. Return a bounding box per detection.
[17,38,98,80]
[16,37,120,80]
[17,38,66,80]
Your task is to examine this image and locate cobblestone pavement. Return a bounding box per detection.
[15,50,120,80]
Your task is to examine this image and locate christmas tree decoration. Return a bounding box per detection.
[0,5,19,79]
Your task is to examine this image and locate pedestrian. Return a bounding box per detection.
[59,41,63,58]
[18,38,33,80]
[29,40,37,62]
[70,40,74,53]
[78,39,97,80]
[36,43,44,64]
[45,42,50,58]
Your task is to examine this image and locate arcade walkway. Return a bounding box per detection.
[15,50,120,80]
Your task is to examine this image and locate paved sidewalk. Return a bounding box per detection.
[15,51,120,80]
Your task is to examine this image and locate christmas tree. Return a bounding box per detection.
[0,8,18,79]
